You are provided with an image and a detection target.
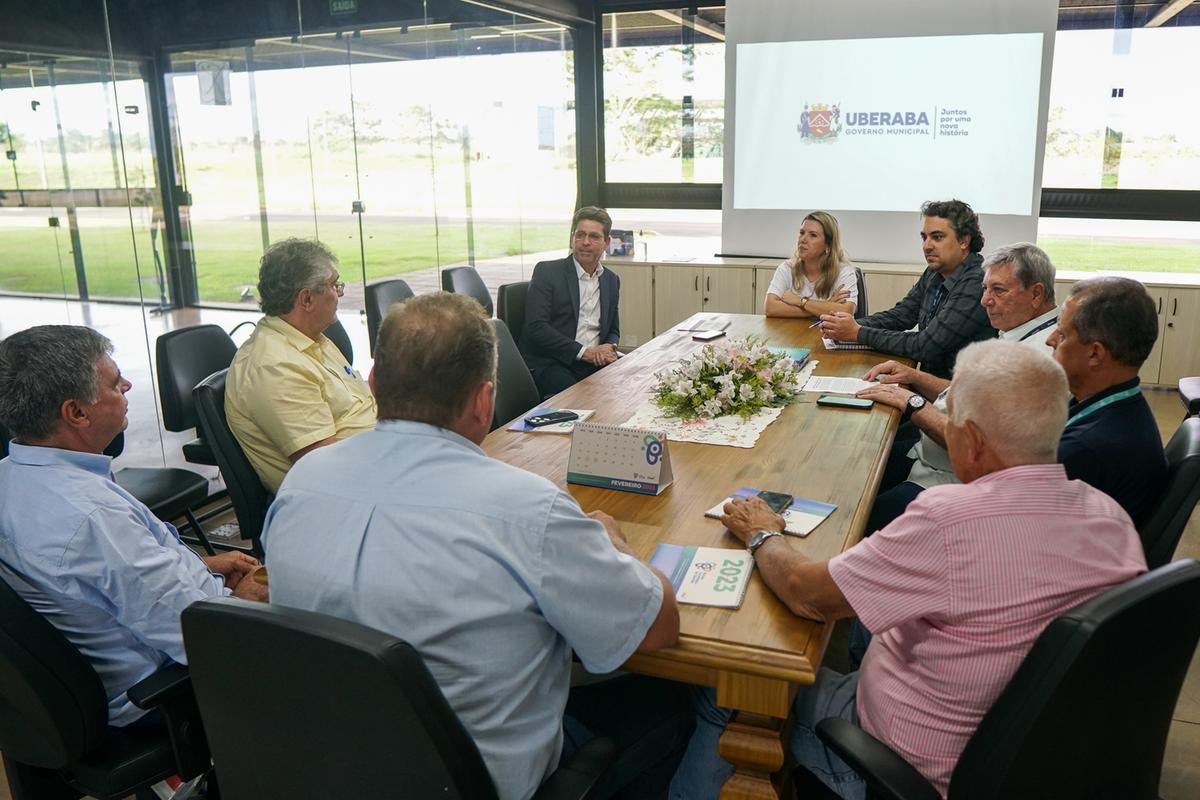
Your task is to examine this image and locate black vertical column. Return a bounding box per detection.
[572,7,602,209]
[147,49,197,306]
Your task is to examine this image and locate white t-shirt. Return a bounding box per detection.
[765,261,859,311]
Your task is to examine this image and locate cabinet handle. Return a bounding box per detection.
[1157,297,1162,314]
[694,276,699,291]
[706,276,711,291]
[1172,297,1178,315]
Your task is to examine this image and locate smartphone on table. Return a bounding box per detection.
[816,395,874,410]
[693,330,726,342]
[756,490,794,513]
[524,410,579,427]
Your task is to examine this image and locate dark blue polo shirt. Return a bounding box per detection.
[1058,378,1167,527]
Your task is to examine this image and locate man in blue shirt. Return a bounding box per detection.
[0,325,267,727]
[1047,276,1167,526]
[264,292,690,800]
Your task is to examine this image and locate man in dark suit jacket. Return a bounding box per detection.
[520,207,621,398]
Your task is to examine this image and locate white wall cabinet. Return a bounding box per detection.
[615,264,654,349]
[652,265,757,333]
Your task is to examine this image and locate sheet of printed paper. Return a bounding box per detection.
[802,375,875,394]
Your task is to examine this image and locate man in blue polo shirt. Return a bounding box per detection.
[1047,276,1167,526]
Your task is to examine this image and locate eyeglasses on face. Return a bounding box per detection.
[573,230,607,244]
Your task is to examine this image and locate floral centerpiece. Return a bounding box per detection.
[651,337,803,420]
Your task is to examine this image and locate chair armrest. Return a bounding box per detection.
[532,736,618,800]
[127,663,191,709]
[816,718,941,800]
[127,664,211,781]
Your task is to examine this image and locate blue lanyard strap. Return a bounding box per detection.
[1065,386,1141,428]
[1018,317,1058,342]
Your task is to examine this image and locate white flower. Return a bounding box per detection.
[738,383,755,401]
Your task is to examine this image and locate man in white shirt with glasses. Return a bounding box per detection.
[520,206,622,398]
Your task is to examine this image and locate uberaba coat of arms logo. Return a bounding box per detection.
[797,102,841,142]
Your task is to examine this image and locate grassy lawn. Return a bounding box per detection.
[1039,238,1200,273]
[3,223,1198,303]
[0,218,570,302]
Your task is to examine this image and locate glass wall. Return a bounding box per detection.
[0,52,162,301]
[165,4,578,310]
[602,7,725,184]
[0,30,187,479]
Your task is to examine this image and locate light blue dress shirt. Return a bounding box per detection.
[0,442,229,726]
[264,420,663,800]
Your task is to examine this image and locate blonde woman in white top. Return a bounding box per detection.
[764,211,858,318]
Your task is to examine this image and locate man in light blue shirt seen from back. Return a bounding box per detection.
[0,325,267,727]
[264,292,692,800]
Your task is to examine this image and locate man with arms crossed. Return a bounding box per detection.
[1047,276,1167,526]
[264,293,690,800]
[520,206,621,398]
[226,238,376,492]
[0,326,266,728]
[820,199,994,379]
[669,340,1145,799]
[857,242,1060,532]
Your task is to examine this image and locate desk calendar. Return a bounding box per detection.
[567,421,674,495]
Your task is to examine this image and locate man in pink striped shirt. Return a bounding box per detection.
[669,340,1146,800]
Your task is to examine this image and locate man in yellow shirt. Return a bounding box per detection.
[226,239,377,492]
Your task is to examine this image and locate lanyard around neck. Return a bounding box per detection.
[1018,316,1057,342]
[1065,386,1141,428]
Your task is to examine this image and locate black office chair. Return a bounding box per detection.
[324,318,354,364]
[155,324,238,467]
[497,281,530,342]
[193,369,271,557]
[854,266,869,319]
[442,266,494,316]
[815,559,1200,800]
[365,278,415,355]
[0,575,210,800]
[490,319,540,432]
[1138,417,1200,569]
[181,596,617,800]
[1179,376,1200,418]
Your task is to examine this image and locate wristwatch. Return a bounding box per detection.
[904,394,927,420]
[798,296,809,310]
[747,529,785,555]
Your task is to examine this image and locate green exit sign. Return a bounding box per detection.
[330,0,357,15]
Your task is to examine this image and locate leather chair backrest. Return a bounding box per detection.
[490,320,539,432]
[950,560,1200,799]
[854,267,869,319]
[0,574,108,769]
[155,325,237,433]
[193,370,270,552]
[1139,417,1200,569]
[323,319,354,365]
[181,597,499,799]
[365,279,415,355]
[441,267,494,317]
[497,282,530,343]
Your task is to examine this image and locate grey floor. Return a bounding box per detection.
[0,299,1196,798]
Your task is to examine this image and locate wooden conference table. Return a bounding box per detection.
[482,313,907,800]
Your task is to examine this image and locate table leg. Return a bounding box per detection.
[718,711,787,799]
